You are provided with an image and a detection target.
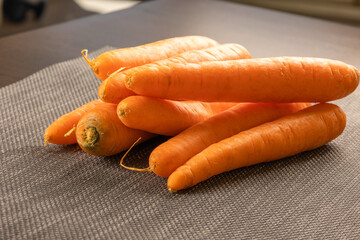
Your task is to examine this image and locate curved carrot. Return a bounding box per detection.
[82,36,218,81]
[98,43,251,103]
[150,102,310,177]
[125,57,359,103]
[44,99,103,146]
[167,103,346,192]
[117,96,238,136]
[76,102,154,156]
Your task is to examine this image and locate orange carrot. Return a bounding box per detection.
[76,102,154,156]
[82,36,218,81]
[44,99,104,146]
[125,57,359,103]
[167,103,346,192]
[98,43,251,103]
[149,102,310,178]
[117,96,238,136]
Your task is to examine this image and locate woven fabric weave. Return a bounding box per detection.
[1,47,359,239]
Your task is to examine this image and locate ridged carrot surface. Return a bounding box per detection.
[117,96,238,136]
[167,103,346,192]
[150,102,310,178]
[99,43,251,103]
[125,57,359,103]
[83,36,218,81]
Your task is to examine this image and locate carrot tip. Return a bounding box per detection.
[168,188,177,193]
[44,133,50,146]
[120,137,152,173]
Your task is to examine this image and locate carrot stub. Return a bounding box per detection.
[98,43,251,103]
[125,57,359,103]
[167,103,347,192]
[76,102,155,156]
[44,99,103,146]
[117,96,238,136]
[82,35,218,81]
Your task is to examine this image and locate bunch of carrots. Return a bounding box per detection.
[44,36,359,192]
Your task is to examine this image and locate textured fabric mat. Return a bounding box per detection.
[1,47,359,239]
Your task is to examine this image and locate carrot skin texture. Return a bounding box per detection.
[44,99,103,145]
[87,36,218,81]
[167,103,346,191]
[76,102,155,156]
[99,43,252,104]
[117,96,238,136]
[98,68,135,104]
[150,102,310,178]
[126,57,359,103]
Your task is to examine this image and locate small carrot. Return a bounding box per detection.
[98,43,251,103]
[149,102,310,177]
[125,57,359,103]
[117,96,238,136]
[76,102,155,156]
[44,99,104,146]
[167,103,346,192]
[82,36,218,81]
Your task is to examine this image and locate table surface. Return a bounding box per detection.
[0,0,360,88]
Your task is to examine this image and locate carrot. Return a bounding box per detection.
[76,102,155,156]
[98,43,252,103]
[149,102,310,178]
[125,57,359,103]
[167,103,346,192]
[117,96,238,136]
[82,36,218,81]
[44,99,104,146]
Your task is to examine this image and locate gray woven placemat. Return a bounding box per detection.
[1,47,359,239]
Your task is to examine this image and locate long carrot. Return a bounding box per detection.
[82,36,218,81]
[149,102,310,178]
[98,43,251,103]
[117,96,238,136]
[44,99,104,146]
[125,57,359,103]
[167,103,346,192]
[76,102,154,156]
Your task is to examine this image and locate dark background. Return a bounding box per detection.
[0,0,359,38]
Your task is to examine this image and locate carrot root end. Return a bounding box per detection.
[81,127,100,150]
